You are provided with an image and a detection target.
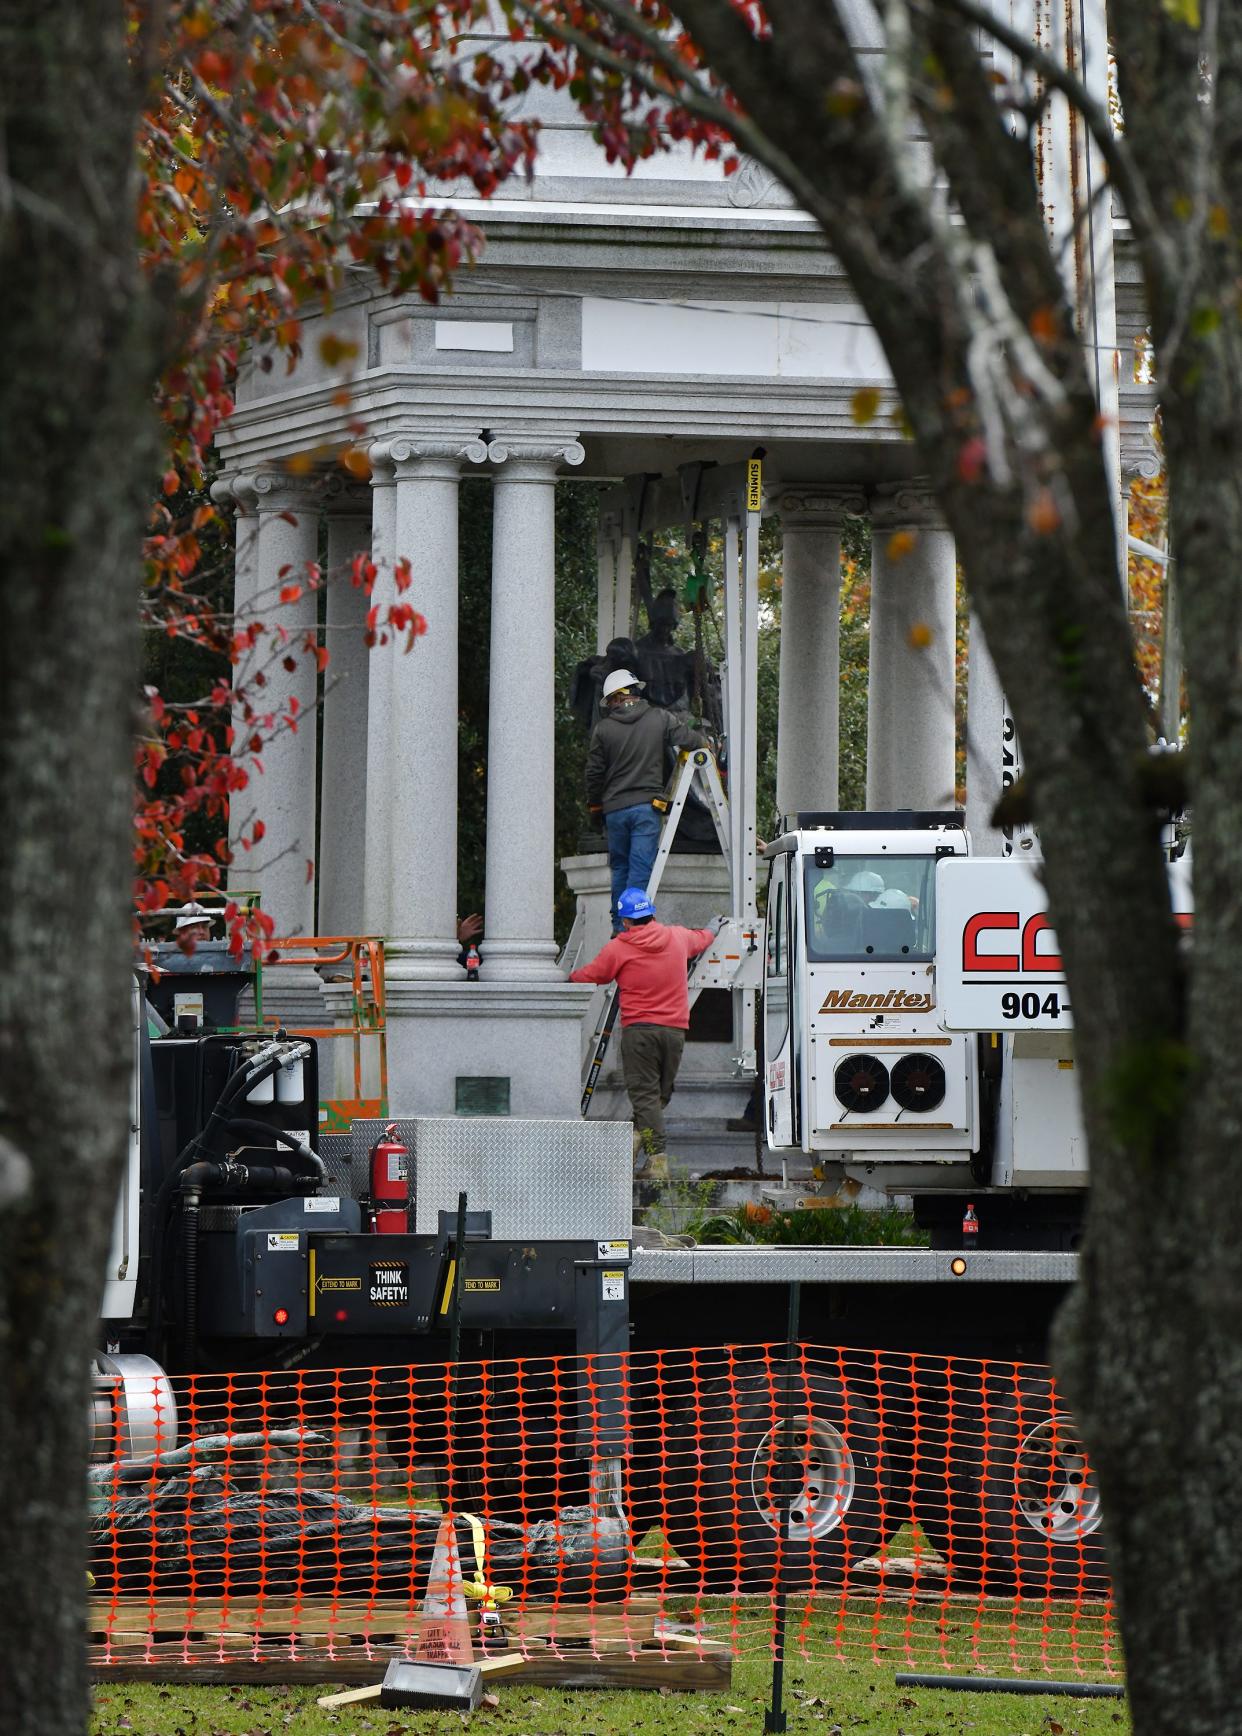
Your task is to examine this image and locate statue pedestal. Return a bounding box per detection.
[560,851,754,1137]
[383,977,596,1118]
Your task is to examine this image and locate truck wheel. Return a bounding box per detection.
[655,1369,885,1590]
[430,1368,590,1524]
[921,1376,1107,1596]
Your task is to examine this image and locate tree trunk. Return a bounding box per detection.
[0,7,157,1733]
[662,4,1231,1730]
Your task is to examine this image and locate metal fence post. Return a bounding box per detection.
[765,1279,802,1734]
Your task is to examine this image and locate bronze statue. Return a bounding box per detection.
[569,583,723,854]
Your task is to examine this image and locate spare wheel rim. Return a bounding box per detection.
[750,1412,857,1541]
[1014,1414,1103,1542]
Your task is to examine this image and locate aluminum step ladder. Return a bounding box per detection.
[581,749,759,1116]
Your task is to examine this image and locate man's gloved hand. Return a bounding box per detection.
[588,805,604,834]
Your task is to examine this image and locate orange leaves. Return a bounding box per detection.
[851,387,881,427]
[1026,490,1061,536]
[907,621,933,650]
[391,604,428,650]
[885,529,918,563]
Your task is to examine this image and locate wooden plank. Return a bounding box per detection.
[315,1684,383,1710]
[476,1653,531,1679]
[482,1651,731,1690]
[648,1632,731,1655]
[507,1608,656,1644]
[91,1595,659,1640]
[92,1643,731,1691]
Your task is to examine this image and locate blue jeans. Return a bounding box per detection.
[604,803,662,931]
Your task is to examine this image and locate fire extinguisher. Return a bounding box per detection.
[368,1123,410,1234]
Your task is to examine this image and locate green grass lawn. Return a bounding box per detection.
[90,1661,1129,1736]
[91,1600,1128,1736]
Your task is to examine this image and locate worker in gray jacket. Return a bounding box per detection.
[586,669,707,932]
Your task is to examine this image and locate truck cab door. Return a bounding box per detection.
[764,854,797,1149]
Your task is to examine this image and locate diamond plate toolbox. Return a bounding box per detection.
[409,1117,632,1240]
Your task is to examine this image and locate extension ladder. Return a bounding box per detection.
[580,749,760,1116]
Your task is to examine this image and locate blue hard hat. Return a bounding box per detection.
[618,887,656,921]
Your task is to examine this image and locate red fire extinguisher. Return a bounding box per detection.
[369,1123,409,1234]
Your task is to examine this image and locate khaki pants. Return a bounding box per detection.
[620,1023,686,1154]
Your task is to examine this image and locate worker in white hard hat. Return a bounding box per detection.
[585,669,708,932]
[174,902,214,946]
[846,869,885,898]
[151,901,221,977]
[844,869,917,913]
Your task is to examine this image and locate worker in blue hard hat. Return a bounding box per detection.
[570,887,720,1181]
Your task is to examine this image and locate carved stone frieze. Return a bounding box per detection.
[869,479,947,532]
[771,484,868,528]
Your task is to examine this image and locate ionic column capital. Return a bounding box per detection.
[1121,428,1163,486]
[870,478,947,532]
[320,472,373,515]
[771,484,867,530]
[372,430,489,483]
[487,433,586,480]
[239,470,324,516]
[210,473,259,515]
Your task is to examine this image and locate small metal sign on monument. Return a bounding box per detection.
[455,1075,511,1116]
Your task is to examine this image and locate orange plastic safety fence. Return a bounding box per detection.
[89,1345,1119,1679]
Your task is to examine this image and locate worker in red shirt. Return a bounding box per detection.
[570,887,719,1181]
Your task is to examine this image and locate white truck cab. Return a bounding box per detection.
[762,812,979,1194]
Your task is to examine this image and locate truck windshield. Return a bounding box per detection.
[804,856,937,962]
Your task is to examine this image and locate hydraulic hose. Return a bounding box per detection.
[182,1186,201,1363]
[222,1118,328,1186]
[177,1159,316,1361]
[145,1044,305,1357]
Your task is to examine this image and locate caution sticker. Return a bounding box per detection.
[304,1196,340,1213]
[601,1270,626,1302]
[597,1240,630,1262]
[266,1233,299,1252]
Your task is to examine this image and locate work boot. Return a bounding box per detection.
[635,1151,670,1183]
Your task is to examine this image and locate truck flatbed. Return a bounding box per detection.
[629,1245,1078,1284]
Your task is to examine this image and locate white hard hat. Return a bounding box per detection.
[847,870,885,894]
[602,669,644,701]
[175,902,211,930]
[871,887,912,909]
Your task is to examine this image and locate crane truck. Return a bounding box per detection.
[96,811,1153,1597]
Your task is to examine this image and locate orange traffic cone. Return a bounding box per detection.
[416,1512,475,1666]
